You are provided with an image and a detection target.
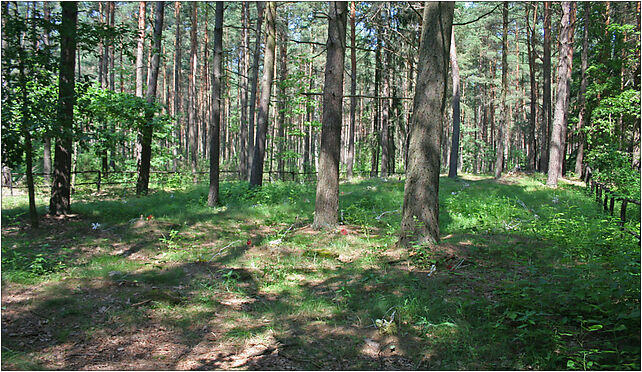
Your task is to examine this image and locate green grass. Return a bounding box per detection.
[1,174,639,370]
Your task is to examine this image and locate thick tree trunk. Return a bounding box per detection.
[400,1,453,247]
[247,2,265,180]
[50,1,77,216]
[448,30,460,178]
[346,1,357,179]
[495,2,508,179]
[208,2,224,206]
[189,2,198,182]
[136,1,165,196]
[313,1,347,230]
[541,1,552,172]
[546,2,574,187]
[249,2,276,187]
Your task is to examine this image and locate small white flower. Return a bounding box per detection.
[451,191,458,195]
[170,194,174,198]
[92,223,101,230]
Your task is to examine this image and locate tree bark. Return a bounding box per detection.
[208,2,224,206]
[43,2,52,184]
[448,30,460,178]
[546,1,574,187]
[370,33,381,177]
[541,1,552,172]
[247,2,265,180]
[276,15,288,180]
[50,1,77,216]
[495,2,508,179]
[239,1,249,180]
[172,1,181,172]
[136,1,165,196]
[313,1,347,230]
[346,1,357,179]
[249,1,276,187]
[189,2,198,182]
[526,3,538,170]
[135,2,146,97]
[400,1,453,246]
[380,6,390,177]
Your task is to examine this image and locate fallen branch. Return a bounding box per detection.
[131,299,151,307]
[209,240,242,261]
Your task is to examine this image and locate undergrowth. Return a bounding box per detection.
[1,174,639,370]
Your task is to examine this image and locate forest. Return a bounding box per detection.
[1,1,640,370]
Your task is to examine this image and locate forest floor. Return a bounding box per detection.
[1,174,640,370]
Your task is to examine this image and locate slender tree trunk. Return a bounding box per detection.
[400,1,453,246]
[313,1,347,229]
[541,1,552,172]
[50,1,77,216]
[247,2,265,180]
[109,1,115,91]
[276,15,288,180]
[18,6,37,226]
[560,3,576,177]
[380,7,390,177]
[189,2,198,182]
[135,2,146,97]
[249,2,276,187]
[239,1,249,180]
[448,30,460,178]
[172,1,181,171]
[346,0,357,179]
[208,2,224,206]
[495,2,508,179]
[526,3,538,170]
[546,1,574,187]
[136,1,165,196]
[370,34,381,177]
[43,2,52,184]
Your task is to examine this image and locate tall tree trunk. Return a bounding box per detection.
[370,33,381,177]
[380,6,390,177]
[546,1,574,187]
[136,1,165,196]
[448,30,460,178]
[43,2,52,184]
[495,2,508,179]
[559,3,576,177]
[400,1,453,246]
[189,2,198,182]
[208,2,224,206]
[18,5,37,226]
[50,1,77,216]
[239,1,249,180]
[313,1,347,229]
[575,2,588,178]
[276,15,288,180]
[201,5,209,160]
[135,2,146,97]
[249,1,276,187]
[346,0,357,179]
[247,2,265,180]
[172,1,181,171]
[109,1,115,91]
[526,3,538,170]
[541,1,552,172]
